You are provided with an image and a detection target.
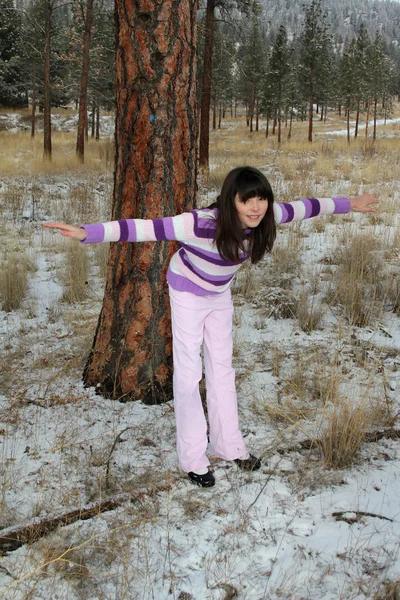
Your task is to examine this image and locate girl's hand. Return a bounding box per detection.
[42,223,87,241]
[349,194,379,213]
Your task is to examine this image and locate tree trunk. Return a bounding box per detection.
[95,103,100,140]
[308,90,313,142]
[347,106,350,144]
[83,0,198,404]
[277,89,281,144]
[91,102,95,137]
[43,0,52,160]
[218,103,221,129]
[31,61,36,138]
[255,97,259,132]
[373,98,377,140]
[76,0,95,162]
[212,98,216,129]
[249,82,254,132]
[198,0,215,172]
[355,99,360,138]
[288,109,293,140]
[365,99,370,138]
[265,116,269,138]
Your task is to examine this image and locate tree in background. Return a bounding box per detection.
[0,0,26,108]
[211,23,235,128]
[87,1,114,139]
[367,32,392,139]
[83,0,198,404]
[339,38,358,143]
[353,23,370,138]
[75,0,95,162]
[266,24,291,143]
[299,0,331,142]
[240,15,265,132]
[198,0,258,172]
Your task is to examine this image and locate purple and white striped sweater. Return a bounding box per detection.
[82,197,350,296]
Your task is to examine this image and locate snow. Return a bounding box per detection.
[0,114,399,599]
[315,117,400,137]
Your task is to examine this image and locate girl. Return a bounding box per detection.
[43,166,378,488]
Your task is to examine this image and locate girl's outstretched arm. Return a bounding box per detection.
[43,211,202,244]
[42,223,87,241]
[274,193,379,225]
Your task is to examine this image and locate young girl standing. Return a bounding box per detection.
[43,166,378,488]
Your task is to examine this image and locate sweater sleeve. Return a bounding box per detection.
[80,212,196,244]
[273,197,351,225]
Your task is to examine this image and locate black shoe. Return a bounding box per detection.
[187,470,215,488]
[234,454,261,471]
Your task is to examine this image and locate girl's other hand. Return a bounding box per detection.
[349,194,379,213]
[42,223,87,241]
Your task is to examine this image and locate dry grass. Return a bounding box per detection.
[325,233,391,327]
[317,396,374,469]
[294,289,325,333]
[374,580,400,600]
[60,242,90,303]
[0,251,36,312]
[0,130,112,175]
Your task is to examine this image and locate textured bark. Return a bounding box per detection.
[198,0,215,171]
[43,0,52,160]
[76,0,94,162]
[83,0,198,404]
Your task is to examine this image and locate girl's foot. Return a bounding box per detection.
[187,469,215,488]
[234,454,261,471]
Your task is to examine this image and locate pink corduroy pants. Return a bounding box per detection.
[169,286,247,473]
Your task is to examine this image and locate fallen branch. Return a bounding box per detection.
[332,510,393,524]
[0,481,171,554]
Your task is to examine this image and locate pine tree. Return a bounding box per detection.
[83,0,198,403]
[339,38,358,143]
[0,0,26,107]
[367,32,392,139]
[266,24,291,143]
[353,23,370,138]
[198,0,259,171]
[238,15,266,133]
[211,24,234,129]
[299,0,332,142]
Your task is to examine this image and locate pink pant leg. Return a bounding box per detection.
[169,288,211,473]
[169,287,247,472]
[203,290,247,460]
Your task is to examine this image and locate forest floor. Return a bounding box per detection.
[0,107,399,600]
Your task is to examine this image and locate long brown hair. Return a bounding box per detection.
[209,166,276,264]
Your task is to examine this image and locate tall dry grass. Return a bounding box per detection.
[60,243,90,303]
[0,252,36,312]
[0,131,113,175]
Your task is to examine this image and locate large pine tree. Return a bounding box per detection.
[83,0,198,404]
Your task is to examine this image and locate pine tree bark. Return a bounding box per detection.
[199,0,215,171]
[76,0,94,162]
[83,0,198,404]
[43,0,52,160]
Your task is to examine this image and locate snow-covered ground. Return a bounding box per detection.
[0,113,399,599]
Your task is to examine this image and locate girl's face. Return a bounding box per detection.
[234,195,269,228]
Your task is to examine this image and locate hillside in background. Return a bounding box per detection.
[255,0,400,56]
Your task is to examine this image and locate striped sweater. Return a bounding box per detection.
[82,197,350,296]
